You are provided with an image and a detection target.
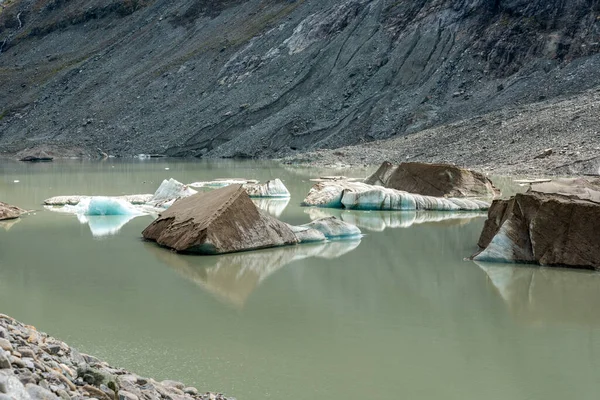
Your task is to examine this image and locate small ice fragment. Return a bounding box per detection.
[13,180,19,183]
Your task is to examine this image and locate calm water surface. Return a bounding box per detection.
[1,159,599,400]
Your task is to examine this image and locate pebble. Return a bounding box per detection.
[0,352,10,370]
[26,383,60,400]
[0,340,12,352]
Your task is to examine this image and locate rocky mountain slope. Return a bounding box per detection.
[1,0,600,159]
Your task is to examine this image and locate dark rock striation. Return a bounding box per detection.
[365,161,500,197]
[1,1,600,158]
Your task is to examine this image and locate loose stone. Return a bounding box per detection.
[0,340,12,352]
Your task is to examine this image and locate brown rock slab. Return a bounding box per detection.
[473,191,600,269]
[0,202,26,221]
[365,161,500,198]
[142,184,299,254]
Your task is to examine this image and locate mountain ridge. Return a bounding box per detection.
[1,0,600,160]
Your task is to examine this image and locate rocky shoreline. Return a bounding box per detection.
[0,315,232,400]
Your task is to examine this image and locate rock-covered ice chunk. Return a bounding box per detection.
[302,181,490,211]
[189,178,291,198]
[243,179,290,198]
[299,217,362,239]
[188,179,255,188]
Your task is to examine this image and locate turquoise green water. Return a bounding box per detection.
[1,159,600,400]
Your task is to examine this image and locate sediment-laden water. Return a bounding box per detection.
[1,159,599,400]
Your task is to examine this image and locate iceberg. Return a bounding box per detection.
[44,194,153,206]
[47,197,147,237]
[188,179,256,188]
[188,178,291,198]
[244,179,290,198]
[298,217,362,239]
[288,217,362,243]
[57,197,145,216]
[302,181,490,211]
[148,178,198,208]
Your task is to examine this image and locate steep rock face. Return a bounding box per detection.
[142,184,299,254]
[1,0,600,157]
[474,191,600,269]
[365,161,500,197]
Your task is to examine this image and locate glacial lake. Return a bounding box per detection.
[1,159,600,400]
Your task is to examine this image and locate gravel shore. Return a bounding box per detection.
[0,315,232,400]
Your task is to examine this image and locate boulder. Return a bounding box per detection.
[365,161,500,198]
[473,191,600,269]
[142,184,299,254]
[0,202,26,221]
[18,150,53,162]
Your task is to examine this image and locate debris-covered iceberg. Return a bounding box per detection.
[189,179,256,188]
[289,217,362,243]
[302,181,490,211]
[244,179,290,198]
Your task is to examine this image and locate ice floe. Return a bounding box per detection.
[189,178,290,198]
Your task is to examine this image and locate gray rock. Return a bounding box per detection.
[43,346,60,356]
[183,387,198,396]
[55,390,70,400]
[0,352,10,370]
[118,390,139,400]
[22,359,35,372]
[0,340,12,352]
[160,381,185,390]
[0,371,31,400]
[17,371,36,385]
[26,384,59,400]
[0,328,7,339]
[0,393,14,400]
[17,349,36,360]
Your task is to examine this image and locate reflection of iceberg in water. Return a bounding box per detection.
[476,262,600,325]
[251,198,290,217]
[305,208,486,232]
[145,240,360,308]
[76,214,140,238]
[0,218,21,231]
